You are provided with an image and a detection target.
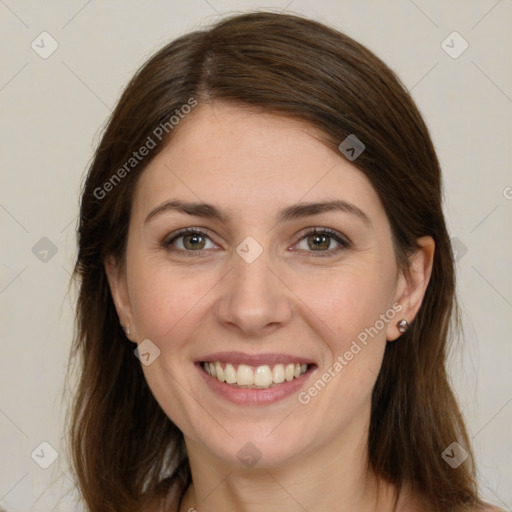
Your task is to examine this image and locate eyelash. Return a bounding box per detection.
[162,227,351,258]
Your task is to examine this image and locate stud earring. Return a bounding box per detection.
[124,325,130,336]
[396,319,409,333]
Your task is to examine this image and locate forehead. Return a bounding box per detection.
[132,102,384,225]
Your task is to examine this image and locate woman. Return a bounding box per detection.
[68,11,503,512]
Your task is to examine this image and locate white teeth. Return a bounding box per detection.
[214,361,225,382]
[272,364,285,384]
[202,361,310,388]
[225,363,236,384]
[253,365,273,386]
[285,363,295,381]
[236,364,253,385]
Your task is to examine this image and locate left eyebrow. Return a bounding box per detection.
[276,200,372,227]
[144,199,372,228]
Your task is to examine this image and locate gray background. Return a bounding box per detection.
[0,0,511,510]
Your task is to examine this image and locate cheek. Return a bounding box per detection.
[308,262,396,347]
[294,279,391,434]
[128,249,397,352]
[127,258,224,350]
[301,261,396,400]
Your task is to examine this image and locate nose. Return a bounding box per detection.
[215,249,293,338]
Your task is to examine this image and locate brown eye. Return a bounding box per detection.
[164,229,216,253]
[295,228,350,256]
[163,227,350,258]
[181,232,207,250]
[306,233,331,251]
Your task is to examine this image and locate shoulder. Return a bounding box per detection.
[393,482,423,512]
[395,484,505,512]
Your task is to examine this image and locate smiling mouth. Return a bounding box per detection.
[200,361,315,389]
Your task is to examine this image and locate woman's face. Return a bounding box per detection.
[107,102,425,468]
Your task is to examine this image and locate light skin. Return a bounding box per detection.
[105,102,436,512]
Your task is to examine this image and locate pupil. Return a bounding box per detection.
[311,234,328,250]
[186,234,204,249]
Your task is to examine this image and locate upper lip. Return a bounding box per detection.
[196,351,316,367]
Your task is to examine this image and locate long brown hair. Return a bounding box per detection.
[67,11,483,511]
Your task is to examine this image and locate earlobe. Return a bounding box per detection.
[387,236,435,342]
[104,256,135,341]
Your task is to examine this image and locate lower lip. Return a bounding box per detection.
[196,362,317,406]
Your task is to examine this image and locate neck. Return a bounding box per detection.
[179,410,399,512]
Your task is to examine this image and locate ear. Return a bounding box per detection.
[386,236,435,341]
[104,255,136,343]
